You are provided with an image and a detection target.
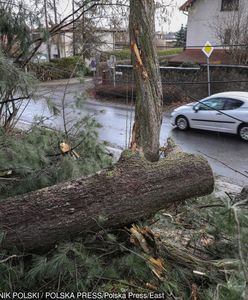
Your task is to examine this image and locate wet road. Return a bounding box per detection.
[19,81,248,186]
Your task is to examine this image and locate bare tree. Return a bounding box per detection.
[213,0,248,64]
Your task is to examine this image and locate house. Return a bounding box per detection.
[31,26,130,62]
[169,0,245,64]
[31,28,73,61]
[155,31,177,49]
[31,24,177,62]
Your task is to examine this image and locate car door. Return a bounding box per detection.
[190,98,226,131]
[213,98,244,133]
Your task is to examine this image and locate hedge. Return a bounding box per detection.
[28,56,90,81]
[103,48,183,61]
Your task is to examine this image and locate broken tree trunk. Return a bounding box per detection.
[129,0,163,162]
[0,150,214,252]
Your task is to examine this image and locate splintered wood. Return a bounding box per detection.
[131,41,148,80]
[129,225,166,280]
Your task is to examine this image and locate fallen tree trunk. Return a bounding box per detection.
[0,150,214,252]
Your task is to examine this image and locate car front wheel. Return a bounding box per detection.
[239,124,248,142]
[176,116,189,131]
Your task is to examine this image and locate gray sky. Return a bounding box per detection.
[162,0,188,32]
[58,0,188,33]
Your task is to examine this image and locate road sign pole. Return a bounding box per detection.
[113,67,116,87]
[202,41,213,96]
[207,57,211,96]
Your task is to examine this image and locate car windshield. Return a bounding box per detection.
[195,98,226,110]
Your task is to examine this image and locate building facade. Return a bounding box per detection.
[180,0,245,48]
[170,0,247,64]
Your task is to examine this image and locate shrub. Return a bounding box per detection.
[103,48,183,62]
[28,56,90,81]
[102,49,131,61]
[157,48,183,57]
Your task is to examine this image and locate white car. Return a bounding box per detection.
[171,92,248,141]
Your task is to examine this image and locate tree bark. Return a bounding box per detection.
[44,0,52,61]
[0,150,214,252]
[129,0,163,162]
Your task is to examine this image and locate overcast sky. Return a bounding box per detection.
[58,0,188,33]
[161,0,188,32]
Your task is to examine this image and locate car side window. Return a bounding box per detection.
[197,98,225,111]
[224,98,244,110]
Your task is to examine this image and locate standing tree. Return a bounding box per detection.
[0,50,35,130]
[175,24,187,48]
[129,0,163,162]
[0,1,32,59]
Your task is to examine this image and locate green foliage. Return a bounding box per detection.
[213,275,246,300]
[157,48,183,57]
[104,49,131,61]
[0,49,36,129]
[0,50,35,97]
[104,48,183,62]
[175,25,187,48]
[180,61,199,67]
[0,3,32,58]
[159,192,248,299]
[0,188,248,297]
[0,121,111,199]
[28,57,90,81]
[0,231,151,291]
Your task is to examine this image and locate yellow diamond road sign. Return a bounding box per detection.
[202,41,214,58]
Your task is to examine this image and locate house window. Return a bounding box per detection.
[221,0,239,11]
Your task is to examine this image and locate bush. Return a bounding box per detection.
[28,56,90,81]
[103,48,183,62]
[102,49,131,61]
[180,61,199,67]
[157,48,183,57]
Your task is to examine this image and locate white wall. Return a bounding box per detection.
[33,30,116,61]
[95,31,114,52]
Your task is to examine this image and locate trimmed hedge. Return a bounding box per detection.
[103,48,183,61]
[28,56,90,81]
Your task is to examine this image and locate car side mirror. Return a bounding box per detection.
[193,106,199,112]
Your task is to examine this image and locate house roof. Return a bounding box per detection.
[179,0,197,11]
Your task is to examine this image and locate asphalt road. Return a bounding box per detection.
[18,80,248,186]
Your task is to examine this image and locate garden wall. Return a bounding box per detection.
[109,64,248,102]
